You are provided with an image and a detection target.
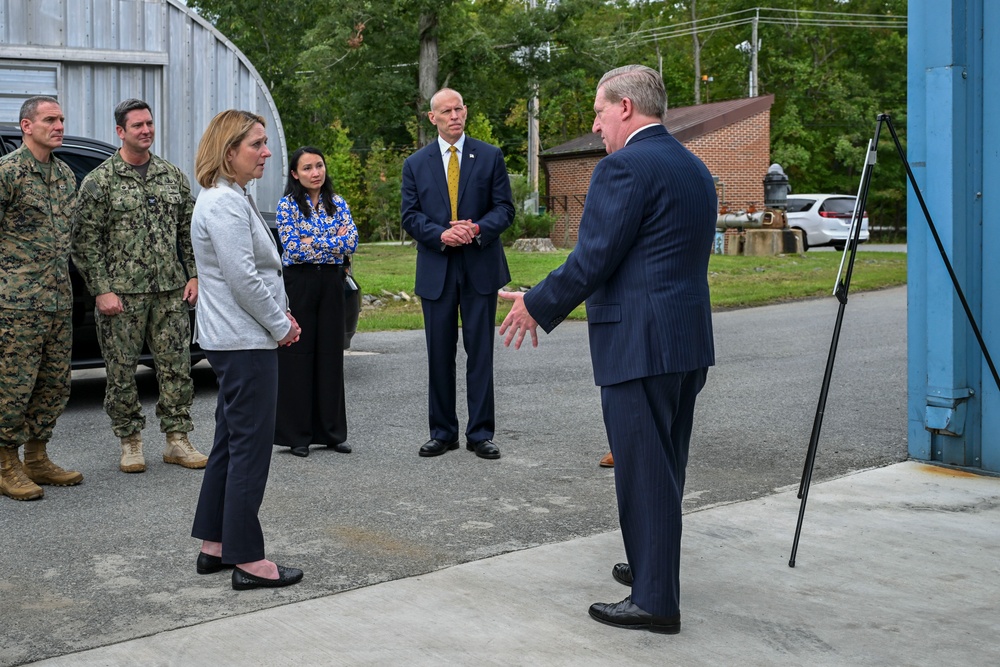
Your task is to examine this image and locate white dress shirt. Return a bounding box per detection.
[437,134,466,182]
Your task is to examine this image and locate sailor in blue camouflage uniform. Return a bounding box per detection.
[72,99,207,474]
[0,96,84,501]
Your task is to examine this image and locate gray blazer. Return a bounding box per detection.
[191,179,290,350]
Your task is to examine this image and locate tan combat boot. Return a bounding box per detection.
[120,433,146,473]
[23,439,83,486]
[0,447,44,500]
[164,432,208,469]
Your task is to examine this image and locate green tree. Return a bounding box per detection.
[187,0,909,240]
[359,139,407,241]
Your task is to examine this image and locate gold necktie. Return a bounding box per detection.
[447,145,459,220]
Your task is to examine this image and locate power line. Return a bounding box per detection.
[555,6,905,51]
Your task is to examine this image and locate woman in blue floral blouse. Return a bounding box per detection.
[273,146,359,457]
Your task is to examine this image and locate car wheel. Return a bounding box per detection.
[793,227,809,251]
[833,242,846,251]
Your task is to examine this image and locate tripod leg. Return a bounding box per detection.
[791,301,847,566]
[790,117,884,567]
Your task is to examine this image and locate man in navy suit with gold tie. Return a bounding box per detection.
[500,65,716,633]
[402,88,514,460]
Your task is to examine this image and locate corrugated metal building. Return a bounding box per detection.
[0,0,287,214]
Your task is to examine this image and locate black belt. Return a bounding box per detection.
[285,263,345,272]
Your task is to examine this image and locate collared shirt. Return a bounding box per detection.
[275,193,359,267]
[72,150,196,296]
[625,123,662,146]
[437,133,466,181]
[0,144,76,311]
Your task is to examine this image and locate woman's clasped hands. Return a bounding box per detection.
[279,312,302,346]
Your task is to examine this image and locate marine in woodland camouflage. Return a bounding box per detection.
[0,144,76,312]
[0,144,75,448]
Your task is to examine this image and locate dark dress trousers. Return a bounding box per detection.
[274,263,347,447]
[524,125,717,617]
[401,137,514,443]
[192,348,278,563]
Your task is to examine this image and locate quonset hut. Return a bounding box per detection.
[0,0,287,215]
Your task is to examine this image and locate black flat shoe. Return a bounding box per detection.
[588,596,680,634]
[289,446,309,458]
[467,439,501,460]
[196,552,234,575]
[232,564,304,590]
[612,562,633,586]
[419,438,459,457]
[328,443,352,454]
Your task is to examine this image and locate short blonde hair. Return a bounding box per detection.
[195,110,266,188]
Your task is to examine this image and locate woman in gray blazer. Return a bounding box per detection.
[189,110,304,590]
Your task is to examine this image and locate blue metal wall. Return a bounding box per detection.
[908,0,1000,471]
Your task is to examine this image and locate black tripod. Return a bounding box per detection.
[788,114,1000,567]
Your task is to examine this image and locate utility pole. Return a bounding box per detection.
[692,0,701,104]
[750,8,759,97]
[526,0,540,214]
[527,91,539,214]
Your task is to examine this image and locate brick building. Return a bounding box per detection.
[542,95,774,247]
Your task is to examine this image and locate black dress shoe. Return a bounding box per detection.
[612,562,633,586]
[419,438,459,457]
[289,446,309,458]
[588,596,680,634]
[328,443,352,454]
[466,439,501,460]
[196,552,234,575]
[232,564,304,590]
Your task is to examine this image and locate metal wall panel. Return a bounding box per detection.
[908,0,1000,472]
[0,0,287,213]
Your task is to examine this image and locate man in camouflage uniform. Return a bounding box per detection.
[72,99,206,473]
[0,96,84,501]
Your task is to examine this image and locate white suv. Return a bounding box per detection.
[786,194,870,251]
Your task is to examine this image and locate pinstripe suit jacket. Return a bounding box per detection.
[523,125,716,387]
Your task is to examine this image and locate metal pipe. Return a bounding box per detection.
[717,211,765,229]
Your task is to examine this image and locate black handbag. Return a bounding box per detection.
[344,256,359,295]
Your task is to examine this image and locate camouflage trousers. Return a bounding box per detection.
[0,308,71,449]
[96,290,193,437]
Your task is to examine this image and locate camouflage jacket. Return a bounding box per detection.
[72,151,196,296]
[0,144,76,312]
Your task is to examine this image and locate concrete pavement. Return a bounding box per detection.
[27,461,1000,666]
[9,283,997,666]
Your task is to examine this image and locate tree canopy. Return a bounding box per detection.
[188,0,908,239]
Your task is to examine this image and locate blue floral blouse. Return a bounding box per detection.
[275,193,359,267]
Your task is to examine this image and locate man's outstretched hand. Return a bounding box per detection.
[498,290,539,349]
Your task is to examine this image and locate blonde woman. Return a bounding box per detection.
[188,110,303,590]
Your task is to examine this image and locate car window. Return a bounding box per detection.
[821,198,857,214]
[786,199,814,213]
[55,151,107,186]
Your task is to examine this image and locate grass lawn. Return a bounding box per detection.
[350,243,907,332]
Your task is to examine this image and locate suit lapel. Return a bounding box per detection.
[425,143,451,214]
[458,138,477,210]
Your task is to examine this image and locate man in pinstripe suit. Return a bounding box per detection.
[499,65,716,634]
